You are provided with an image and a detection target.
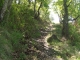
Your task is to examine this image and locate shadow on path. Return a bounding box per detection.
[34,24,68,60]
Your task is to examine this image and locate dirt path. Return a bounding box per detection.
[37,24,55,49]
[35,24,68,60]
[32,24,80,60]
[35,24,58,60]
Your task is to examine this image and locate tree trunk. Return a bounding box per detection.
[0,0,9,21]
[34,0,36,16]
[37,1,42,17]
[7,0,13,9]
[0,0,13,21]
[62,0,69,38]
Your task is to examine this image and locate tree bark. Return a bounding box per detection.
[0,0,9,21]
[7,0,13,9]
[0,0,13,21]
[62,0,69,38]
[37,1,42,17]
[34,0,36,15]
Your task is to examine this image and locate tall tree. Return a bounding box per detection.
[34,0,37,18]
[62,0,69,38]
[0,0,13,21]
[37,1,42,18]
[0,0,9,21]
[55,0,72,38]
[33,0,50,19]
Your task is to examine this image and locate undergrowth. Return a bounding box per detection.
[0,2,51,60]
[48,24,80,60]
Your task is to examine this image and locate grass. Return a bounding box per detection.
[0,27,24,60]
[0,28,13,60]
[0,22,80,60]
[48,37,80,60]
[47,24,80,60]
[0,25,44,60]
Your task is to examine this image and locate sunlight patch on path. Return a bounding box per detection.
[36,23,56,51]
[44,34,52,50]
[43,24,57,50]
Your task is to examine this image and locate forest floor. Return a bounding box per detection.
[0,24,80,60]
[27,24,58,60]
[31,24,80,60]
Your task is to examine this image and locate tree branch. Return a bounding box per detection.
[0,0,9,21]
[37,1,42,17]
[73,15,80,20]
[68,15,80,21]
[67,0,72,7]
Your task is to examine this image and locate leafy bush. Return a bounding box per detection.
[69,24,80,49]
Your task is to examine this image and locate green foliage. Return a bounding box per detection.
[0,0,80,60]
[43,1,49,8]
[0,27,26,60]
[18,52,26,60]
[0,1,51,59]
[69,24,79,41]
[1,2,48,39]
[0,0,4,10]
[10,31,23,50]
[68,24,80,51]
[0,28,13,60]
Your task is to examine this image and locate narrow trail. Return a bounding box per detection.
[37,24,54,49]
[36,24,53,50]
[35,24,78,60]
[34,24,69,60]
[35,24,58,60]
